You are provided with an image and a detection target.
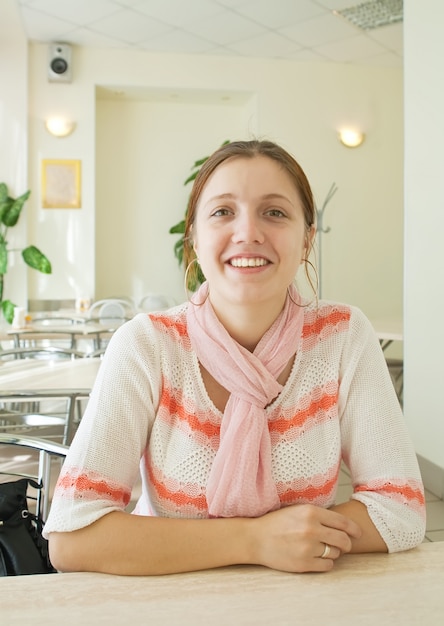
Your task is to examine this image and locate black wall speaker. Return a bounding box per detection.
[48,43,72,83]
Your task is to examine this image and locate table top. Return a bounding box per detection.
[371,318,403,342]
[0,357,102,391]
[1,542,442,625]
[6,320,119,337]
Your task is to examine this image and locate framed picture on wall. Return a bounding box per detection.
[41,159,81,208]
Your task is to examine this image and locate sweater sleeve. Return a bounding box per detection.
[338,308,426,552]
[43,314,161,536]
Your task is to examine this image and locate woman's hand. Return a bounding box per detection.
[249,504,362,573]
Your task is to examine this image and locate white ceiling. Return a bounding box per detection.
[16,0,403,67]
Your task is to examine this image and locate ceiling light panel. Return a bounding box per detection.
[335,0,403,31]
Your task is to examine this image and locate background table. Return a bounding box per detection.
[6,321,121,351]
[0,542,442,625]
[371,318,403,351]
[0,357,101,388]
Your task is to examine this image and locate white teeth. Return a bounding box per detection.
[230,257,268,267]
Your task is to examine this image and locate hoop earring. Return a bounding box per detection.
[287,286,300,306]
[184,258,208,306]
[303,257,319,307]
[288,258,319,308]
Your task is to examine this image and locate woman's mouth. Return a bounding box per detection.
[229,257,270,268]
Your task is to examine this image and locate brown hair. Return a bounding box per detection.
[183,139,316,290]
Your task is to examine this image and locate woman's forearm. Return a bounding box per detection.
[49,504,362,575]
[49,511,254,575]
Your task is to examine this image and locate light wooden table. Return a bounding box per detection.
[0,357,101,389]
[6,321,121,351]
[0,542,442,625]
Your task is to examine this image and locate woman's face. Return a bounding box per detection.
[193,155,313,311]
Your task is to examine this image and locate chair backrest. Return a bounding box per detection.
[0,388,91,446]
[0,411,66,432]
[138,293,176,312]
[0,433,68,520]
[88,298,134,323]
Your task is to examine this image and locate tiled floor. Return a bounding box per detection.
[338,466,444,543]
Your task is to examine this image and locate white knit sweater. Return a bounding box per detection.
[44,300,426,552]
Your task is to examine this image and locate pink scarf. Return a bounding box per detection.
[186,283,304,518]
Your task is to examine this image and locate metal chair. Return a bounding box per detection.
[138,293,176,312]
[88,298,134,323]
[0,389,90,445]
[85,299,133,349]
[0,433,68,521]
[0,410,66,437]
[86,348,107,359]
[0,346,91,445]
[0,347,90,444]
[386,357,403,407]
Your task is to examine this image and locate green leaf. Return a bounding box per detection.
[22,245,52,273]
[0,240,7,274]
[169,220,185,234]
[184,171,200,186]
[173,239,184,264]
[0,183,8,204]
[2,299,16,324]
[2,190,30,227]
[192,157,209,169]
[0,198,13,223]
[197,265,206,285]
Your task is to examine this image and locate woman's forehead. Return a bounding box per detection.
[199,155,297,198]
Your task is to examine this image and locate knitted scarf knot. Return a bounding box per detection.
[186,283,304,518]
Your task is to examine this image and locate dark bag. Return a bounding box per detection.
[0,477,56,576]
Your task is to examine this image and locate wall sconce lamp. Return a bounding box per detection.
[338,128,365,148]
[45,117,76,137]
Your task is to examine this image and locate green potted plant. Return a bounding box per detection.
[0,182,52,323]
[169,140,229,291]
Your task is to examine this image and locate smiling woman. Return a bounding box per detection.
[189,153,315,332]
[183,141,316,301]
[43,140,425,578]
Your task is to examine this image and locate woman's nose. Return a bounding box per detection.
[231,213,264,244]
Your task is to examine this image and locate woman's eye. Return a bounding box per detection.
[266,208,286,218]
[211,208,231,217]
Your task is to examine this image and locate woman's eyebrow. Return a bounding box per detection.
[261,193,293,202]
[205,193,235,201]
[206,192,292,202]
[201,192,295,210]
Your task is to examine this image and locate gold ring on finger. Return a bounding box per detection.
[320,543,331,559]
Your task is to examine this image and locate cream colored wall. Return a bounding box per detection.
[27,45,96,302]
[95,95,256,305]
[26,42,403,322]
[0,0,28,309]
[404,0,444,470]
